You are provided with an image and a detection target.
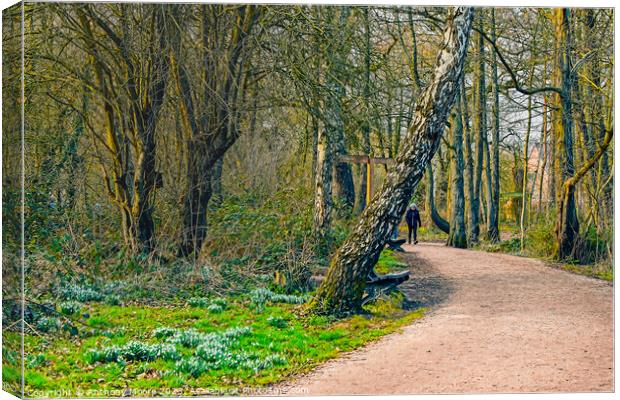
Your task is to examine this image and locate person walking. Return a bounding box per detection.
[405,204,422,244]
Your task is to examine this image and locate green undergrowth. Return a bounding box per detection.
[549,261,613,282]
[417,225,448,242]
[475,222,613,282]
[375,249,409,274]
[10,292,424,397]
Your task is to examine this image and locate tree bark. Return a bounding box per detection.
[552,8,579,260]
[309,7,474,316]
[357,9,371,213]
[447,96,467,248]
[314,126,334,245]
[330,8,355,215]
[426,164,450,234]
[76,5,170,254]
[174,5,260,257]
[486,8,500,242]
[471,12,486,243]
[462,76,477,244]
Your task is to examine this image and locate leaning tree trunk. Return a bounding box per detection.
[426,164,450,234]
[447,97,467,248]
[309,7,474,316]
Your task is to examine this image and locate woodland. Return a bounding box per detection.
[1,4,614,396]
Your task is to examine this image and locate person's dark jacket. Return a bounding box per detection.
[406,209,421,228]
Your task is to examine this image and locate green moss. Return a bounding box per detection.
[375,250,408,274]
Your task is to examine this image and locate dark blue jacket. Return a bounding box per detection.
[406,209,421,228]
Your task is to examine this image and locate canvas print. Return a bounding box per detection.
[2,3,614,398]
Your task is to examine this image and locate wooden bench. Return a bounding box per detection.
[362,269,410,305]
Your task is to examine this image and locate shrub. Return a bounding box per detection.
[174,357,210,378]
[187,298,209,308]
[250,288,308,308]
[26,354,46,369]
[499,238,521,254]
[59,301,82,315]
[166,329,207,348]
[195,341,236,363]
[526,219,556,258]
[243,354,287,372]
[221,326,252,339]
[152,327,177,339]
[104,295,121,306]
[250,288,273,307]
[87,345,121,364]
[36,317,60,333]
[210,298,227,308]
[267,316,287,329]
[207,304,224,314]
[101,329,125,338]
[165,326,251,348]
[59,284,103,302]
[87,342,180,364]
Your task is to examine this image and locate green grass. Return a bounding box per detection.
[475,223,613,282]
[375,249,408,274]
[15,295,424,398]
[418,226,448,242]
[550,261,613,282]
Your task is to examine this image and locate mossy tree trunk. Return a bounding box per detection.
[447,96,467,248]
[74,5,170,254]
[552,8,578,260]
[470,12,486,244]
[309,7,474,316]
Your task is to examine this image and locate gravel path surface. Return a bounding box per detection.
[281,242,613,395]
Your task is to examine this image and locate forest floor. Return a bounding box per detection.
[280,242,613,395]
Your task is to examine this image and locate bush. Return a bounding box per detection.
[210,298,227,308]
[187,298,209,308]
[202,188,323,294]
[59,301,82,315]
[174,357,210,378]
[164,326,251,348]
[87,341,180,364]
[526,219,556,258]
[207,304,224,314]
[499,238,521,254]
[152,327,177,339]
[166,329,208,348]
[267,316,287,329]
[26,354,46,369]
[59,284,103,302]
[250,288,308,309]
[243,354,287,372]
[104,295,121,306]
[36,317,60,333]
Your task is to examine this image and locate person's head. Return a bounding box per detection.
[410,203,417,210]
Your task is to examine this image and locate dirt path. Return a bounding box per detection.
[281,243,613,395]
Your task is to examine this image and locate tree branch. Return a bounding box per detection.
[472,26,563,96]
